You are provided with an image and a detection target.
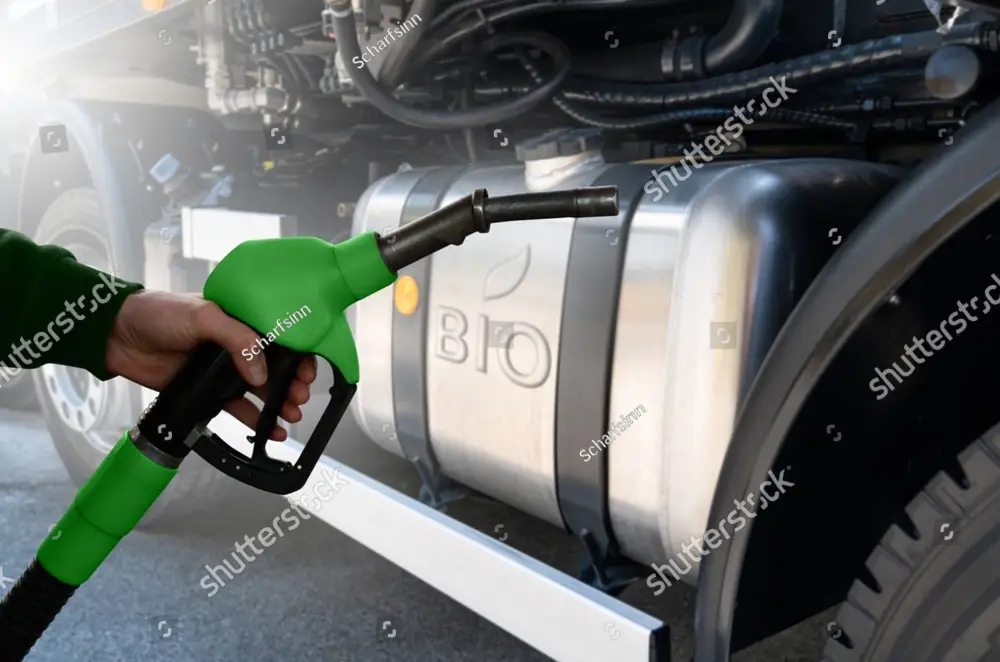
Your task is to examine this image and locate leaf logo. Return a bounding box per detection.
[483,246,531,301]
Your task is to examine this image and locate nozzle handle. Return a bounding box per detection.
[376,185,620,272]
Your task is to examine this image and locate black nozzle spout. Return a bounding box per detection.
[376,186,619,272]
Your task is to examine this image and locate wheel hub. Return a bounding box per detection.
[41,364,108,435]
[36,238,132,454]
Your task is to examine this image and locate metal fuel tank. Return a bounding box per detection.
[348,133,898,577]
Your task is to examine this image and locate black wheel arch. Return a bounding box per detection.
[18,99,139,267]
[15,98,227,268]
[693,97,1000,661]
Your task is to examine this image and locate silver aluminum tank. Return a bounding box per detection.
[348,153,896,580]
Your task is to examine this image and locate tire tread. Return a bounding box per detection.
[823,428,1000,660]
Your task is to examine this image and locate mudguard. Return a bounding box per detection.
[692,97,1000,662]
[16,99,223,248]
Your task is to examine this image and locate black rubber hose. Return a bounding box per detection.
[378,0,439,88]
[567,0,781,82]
[429,0,681,33]
[328,2,570,129]
[702,0,783,75]
[431,0,523,31]
[0,558,78,661]
[573,41,678,84]
[406,1,562,76]
[407,0,696,83]
[563,23,998,110]
[558,103,857,131]
[513,45,854,131]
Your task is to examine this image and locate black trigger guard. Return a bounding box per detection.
[191,343,356,495]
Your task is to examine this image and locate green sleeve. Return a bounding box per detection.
[0,229,144,381]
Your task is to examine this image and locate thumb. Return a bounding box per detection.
[193,301,268,386]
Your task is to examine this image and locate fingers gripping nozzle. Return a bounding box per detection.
[374,186,619,273]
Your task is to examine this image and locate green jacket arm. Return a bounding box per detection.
[0,229,144,382]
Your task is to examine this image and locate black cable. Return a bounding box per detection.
[278,54,303,90]
[290,54,318,91]
[329,2,570,129]
[460,63,481,161]
[562,22,998,110]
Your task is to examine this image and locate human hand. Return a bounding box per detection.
[105,290,317,440]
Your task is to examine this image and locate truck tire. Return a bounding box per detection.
[823,426,1000,662]
[0,370,38,411]
[32,187,240,528]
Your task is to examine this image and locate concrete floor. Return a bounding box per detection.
[0,407,832,661]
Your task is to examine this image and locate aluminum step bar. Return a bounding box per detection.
[207,412,671,662]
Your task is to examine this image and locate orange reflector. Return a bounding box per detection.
[142,0,167,10]
[394,276,419,316]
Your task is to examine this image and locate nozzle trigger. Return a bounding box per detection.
[190,342,356,494]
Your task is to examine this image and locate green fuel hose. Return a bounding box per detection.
[0,186,618,660]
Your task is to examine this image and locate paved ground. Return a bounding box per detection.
[0,407,832,661]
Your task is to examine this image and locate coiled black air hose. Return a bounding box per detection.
[563,22,999,110]
[327,1,570,129]
[405,2,563,77]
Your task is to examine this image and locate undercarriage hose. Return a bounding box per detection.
[325,0,570,129]
[556,102,856,131]
[699,0,783,76]
[513,45,855,131]
[574,0,782,82]
[564,22,999,110]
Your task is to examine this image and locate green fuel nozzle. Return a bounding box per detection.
[0,185,620,661]
[375,186,620,272]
